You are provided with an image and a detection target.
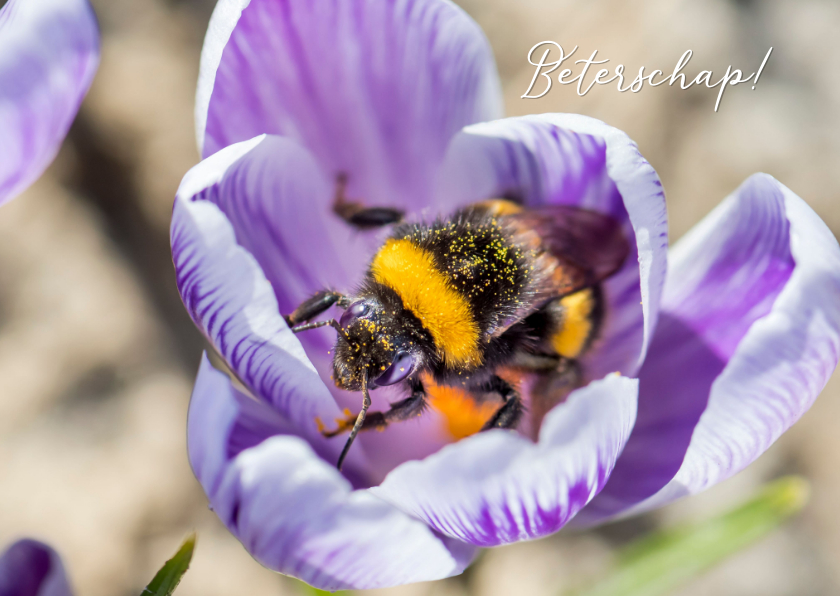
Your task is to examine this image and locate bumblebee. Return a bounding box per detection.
[287,177,629,469]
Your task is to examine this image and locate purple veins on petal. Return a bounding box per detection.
[197,0,502,207]
[577,173,840,524]
[186,357,476,590]
[171,139,344,437]
[372,374,638,546]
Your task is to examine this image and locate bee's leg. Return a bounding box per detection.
[332,173,404,230]
[475,375,525,431]
[363,377,428,430]
[321,377,428,437]
[285,290,349,330]
[290,318,345,335]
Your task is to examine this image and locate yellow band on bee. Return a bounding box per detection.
[552,289,595,359]
[371,239,482,368]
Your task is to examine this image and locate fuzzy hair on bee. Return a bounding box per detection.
[287,193,629,470]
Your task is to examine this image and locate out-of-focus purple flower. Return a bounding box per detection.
[172,0,840,589]
[0,3,96,590]
[0,539,73,596]
[0,0,100,204]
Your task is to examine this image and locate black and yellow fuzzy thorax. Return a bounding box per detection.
[367,206,534,369]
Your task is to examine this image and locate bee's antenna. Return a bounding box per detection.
[336,369,371,471]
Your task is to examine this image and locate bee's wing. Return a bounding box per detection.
[506,205,630,298]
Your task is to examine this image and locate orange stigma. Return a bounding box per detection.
[425,377,498,440]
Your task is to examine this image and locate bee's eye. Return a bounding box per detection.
[374,351,415,386]
[340,301,370,328]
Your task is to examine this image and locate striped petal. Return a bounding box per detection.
[578,174,840,523]
[0,0,99,204]
[188,356,475,590]
[372,374,637,546]
[196,0,502,206]
[171,136,345,444]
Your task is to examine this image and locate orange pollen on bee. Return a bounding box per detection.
[424,377,497,440]
[371,238,481,368]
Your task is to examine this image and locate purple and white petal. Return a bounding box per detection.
[188,356,476,590]
[372,374,637,546]
[172,138,345,442]
[435,114,668,379]
[0,0,99,205]
[181,134,378,320]
[196,0,502,206]
[0,539,73,596]
[578,174,840,523]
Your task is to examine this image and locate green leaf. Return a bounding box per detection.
[571,476,810,596]
[141,533,197,596]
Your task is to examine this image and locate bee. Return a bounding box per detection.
[287,176,629,469]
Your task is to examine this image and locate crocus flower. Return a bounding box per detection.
[0,539,73,596]
[173,0,840,589]
[0,0,99,205]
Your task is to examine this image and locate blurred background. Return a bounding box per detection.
[1,0,838,594]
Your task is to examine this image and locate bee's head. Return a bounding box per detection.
[332,295,422,391]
